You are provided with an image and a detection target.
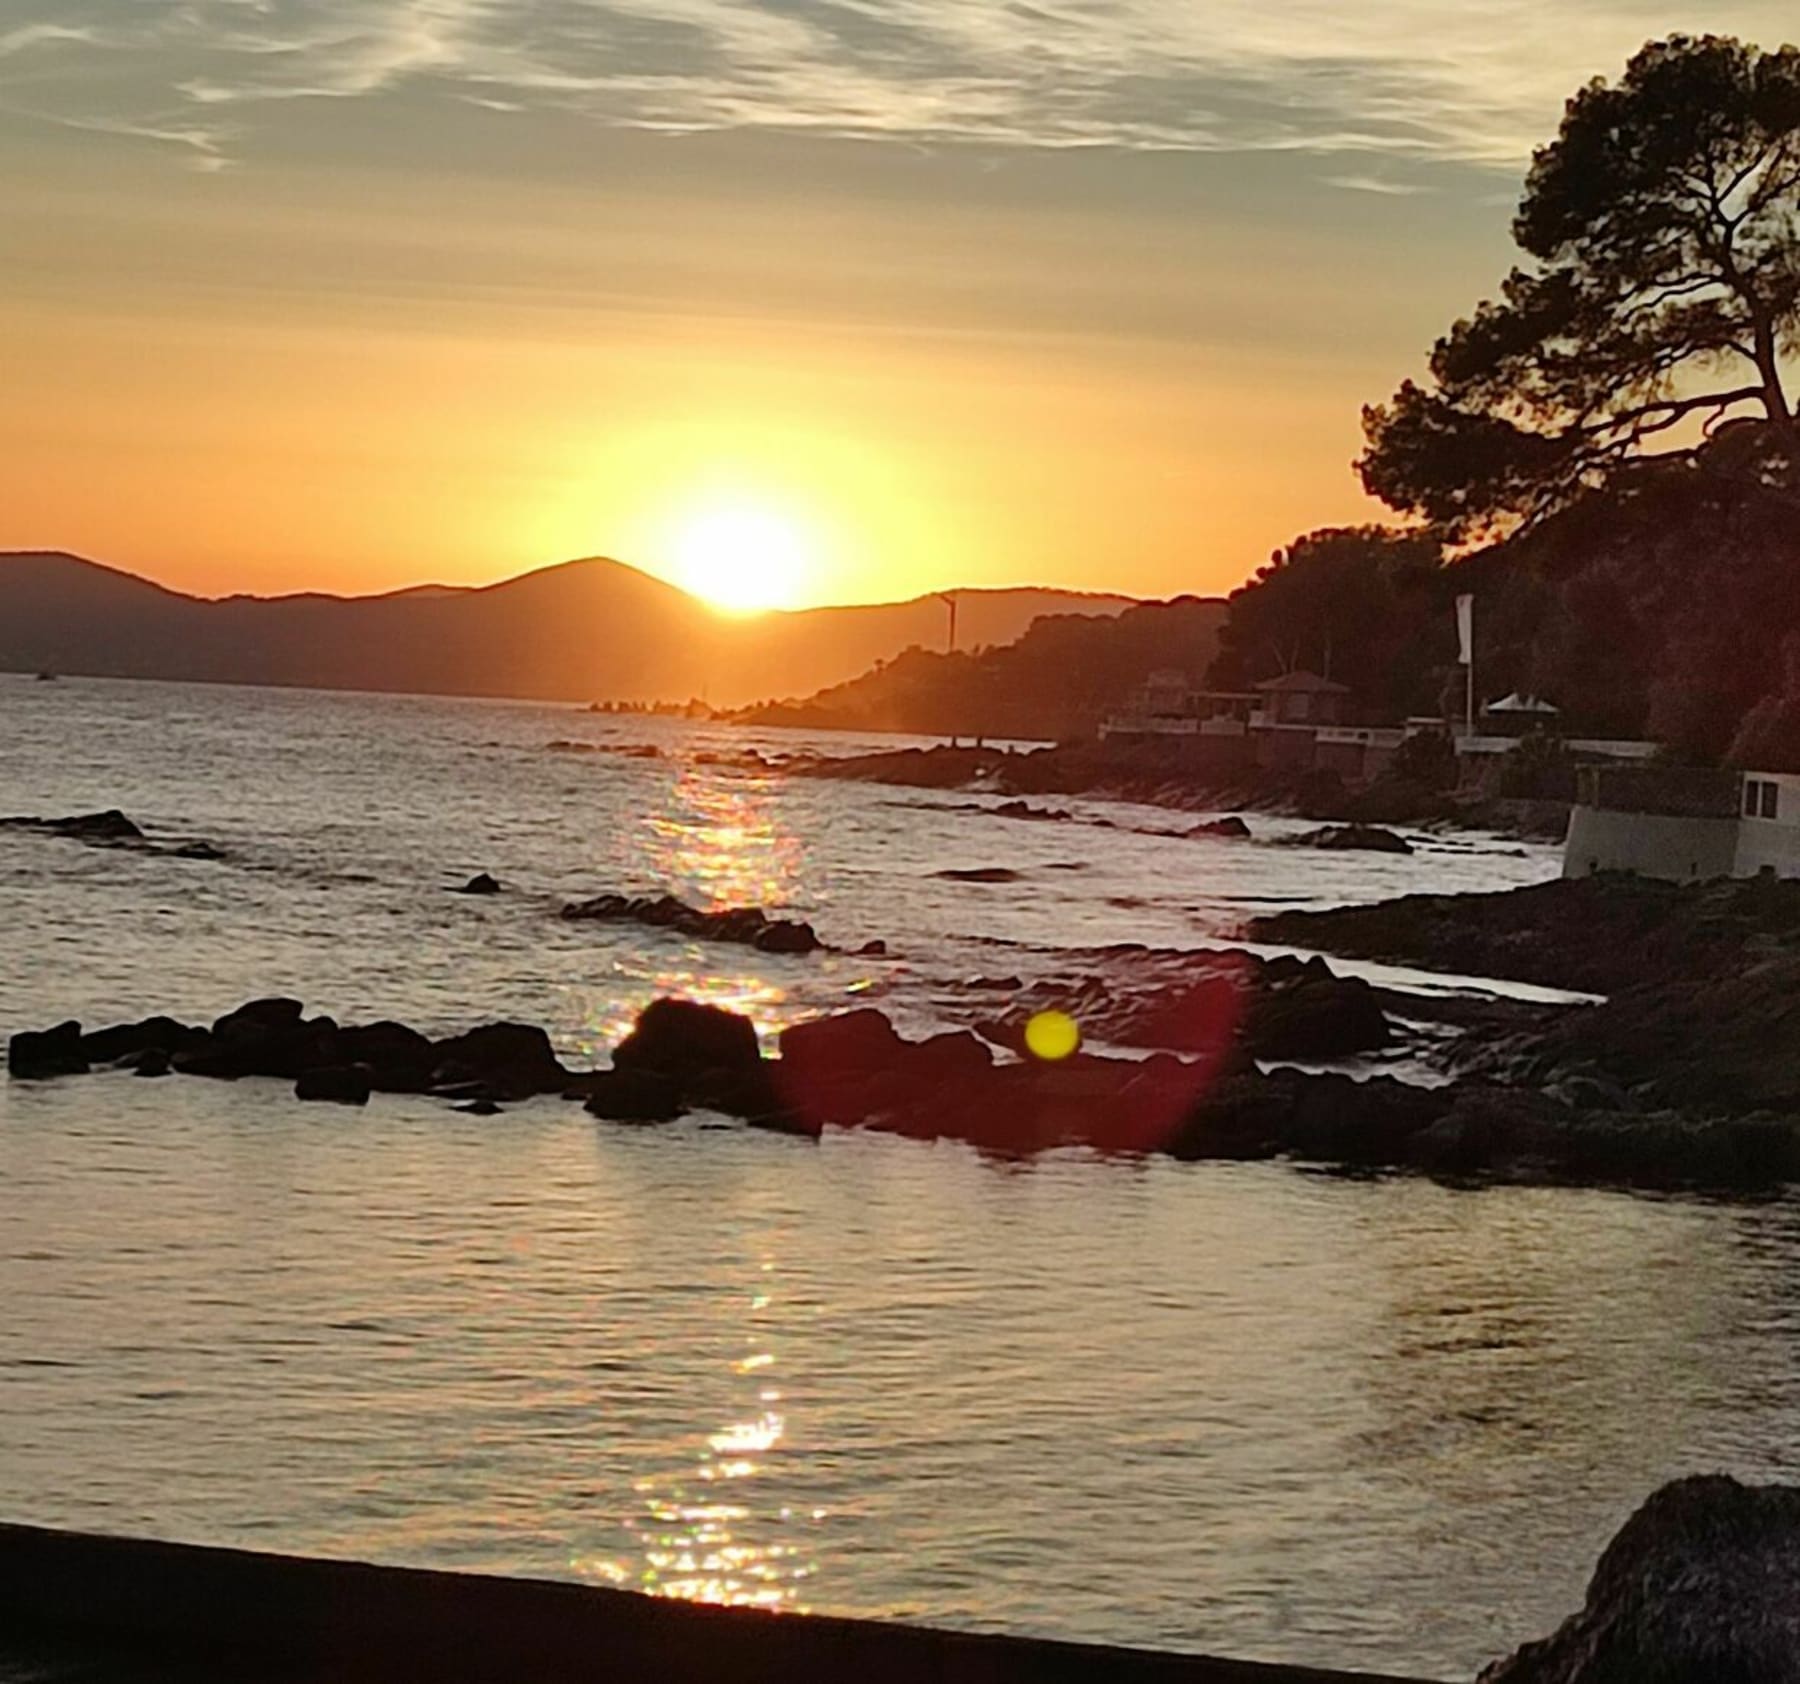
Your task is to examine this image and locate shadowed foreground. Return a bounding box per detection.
[0,1523,1432,1684]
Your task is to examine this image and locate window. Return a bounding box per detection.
[1763,781,1781,820]
[1746,781,1761,816]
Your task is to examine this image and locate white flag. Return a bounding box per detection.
[1455,594,1474,667]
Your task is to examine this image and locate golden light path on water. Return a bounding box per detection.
[569,761,816,1061]
[573,1259,822,1611]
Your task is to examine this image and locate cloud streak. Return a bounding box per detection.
[3,0,1796,171]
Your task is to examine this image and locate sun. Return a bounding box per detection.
[670,503,813,614]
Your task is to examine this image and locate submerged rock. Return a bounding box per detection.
[0,809,144,843]
[455,873,502,895]
[1185,816,1252,840]
[934,866,1021,884]
[581,1068,685,1123]
[1285,824,1413,855]
[561,890,822,955]
[1479,1475,1800,1682]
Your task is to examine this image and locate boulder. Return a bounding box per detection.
[612,999,762,1082]
[753,919,823,954]
[1479,1475,1800,1683]
[294,1064,372,1106]
[431,1022,566,1099]
[1288,824,1413,854]
[7,1021,89,1080]
[778,1010,905,1081]
[80,1016,202,1066]
[1248,971,1392,1061]
[455,873,502,895]
[336,1021,437,1091]
[582,1068,685,1123]
[211,998,305,1040]
[776,1010,908,1127]
[132,1048,173,1078]
[1186,816,1252,840]
[199,1003,340,1080]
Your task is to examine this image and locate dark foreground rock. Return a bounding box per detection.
[455,873,502,895]
[561,891,823,955]
[1479,1475,1800,1683]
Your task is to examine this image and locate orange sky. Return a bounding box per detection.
[3,3,1792,607]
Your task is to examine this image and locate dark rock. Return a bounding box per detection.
[583,1069,686,1123]
[1479,1474,1800,1683]
[1185,816,1251,839]
[131,1048,173,1078]
[81,1016,202,1066]
[8,1021,89,1080]
[753,920,821,955]
[1286,824,1413,855]
[337,1021,437,1091]
[454,1098,503,1116]
[779,1010,905,1080]
[935,867,1021,884]
[0,809,145,843]
[1248,971,1392,1062]
[169,840,227,862]
[613,999,762,1086]
[431,1022,566,1099]
[202,1001,340,1080]
[295,1064,372,1106]
[562,890,821,954]
[455,873,502,895]
[212,998,305,1040]
[857,939,889,957]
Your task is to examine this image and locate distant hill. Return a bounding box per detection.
[738,596,1227,742]
[0,553,1134,708]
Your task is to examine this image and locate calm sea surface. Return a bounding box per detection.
[4,675,1798,1679]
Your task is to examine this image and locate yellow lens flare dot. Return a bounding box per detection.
[1024,1010,1081,1063]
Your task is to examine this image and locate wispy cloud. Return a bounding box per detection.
[2,0,1795,172]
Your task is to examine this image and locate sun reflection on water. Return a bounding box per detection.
[567,760,818,1063]
[574,1255,820,1612]
[648,765,802,913]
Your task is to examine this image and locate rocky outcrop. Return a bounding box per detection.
[1185,816,1251,839]
[561,891,823,955]
[0,809,143,843]
[1478,1475,1800,1682]
[1283,824,1413,855]
[0,809,226,861]
[1255,872,1800,996]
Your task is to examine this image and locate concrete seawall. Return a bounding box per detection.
[0,1521,1440,1684]
[1562,804,1739,883]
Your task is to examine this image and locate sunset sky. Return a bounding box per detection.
[4,2,1795,607]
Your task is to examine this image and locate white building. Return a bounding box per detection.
[1564,766,1800,882]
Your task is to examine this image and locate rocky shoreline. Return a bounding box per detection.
[15,866,1800,1195]
[781,741,1569,839]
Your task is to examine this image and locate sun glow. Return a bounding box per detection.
[670,503,815,614]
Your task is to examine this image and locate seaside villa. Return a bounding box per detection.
[1564,765,1800,882]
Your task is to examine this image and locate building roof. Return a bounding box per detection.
[1486,691,1560,715]
[1253,670,1350,694]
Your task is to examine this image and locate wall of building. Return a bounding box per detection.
[1563,805,1742,883]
